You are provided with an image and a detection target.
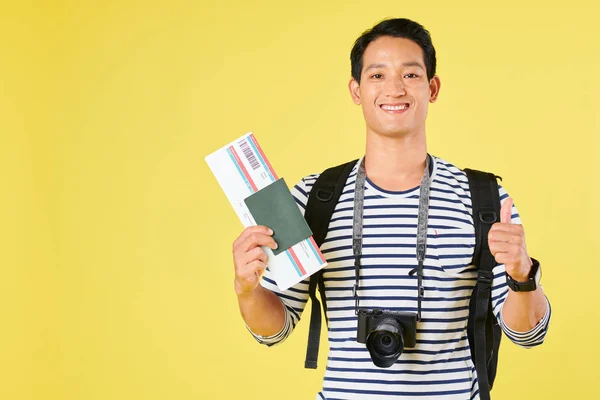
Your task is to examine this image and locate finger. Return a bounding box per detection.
[489,222,523,234]
[234,228,277,254]
[487,229,523,245]
[244,247,268,265]
[489,241,517,257]
[233,225,273,249]
[500,198,513,224]
[238,232,278,253]
[245,260,267,276]
[493,252,521,266]
[233,225,273,250]
[235,247,268,276]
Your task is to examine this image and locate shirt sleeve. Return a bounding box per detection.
[489,185,552,347]
[247,174,319,346]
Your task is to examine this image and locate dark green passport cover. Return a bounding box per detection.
[244,178,313,255]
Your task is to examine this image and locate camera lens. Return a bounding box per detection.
[366,318,404,368]
[375,332,398,356]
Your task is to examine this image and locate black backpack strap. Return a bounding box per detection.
[303,159,357,369]
[464,168,501,400]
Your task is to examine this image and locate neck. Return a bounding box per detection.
[364,131,428,192]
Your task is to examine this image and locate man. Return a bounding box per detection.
[231,18,551,399]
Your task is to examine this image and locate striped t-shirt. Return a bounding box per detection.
[251,156,551,400]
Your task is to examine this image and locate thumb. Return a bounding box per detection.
[500,197,513,224]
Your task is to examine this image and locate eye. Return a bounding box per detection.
[404,73,419,79]
[371,73,383,79]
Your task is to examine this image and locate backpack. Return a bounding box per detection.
[302,159,502,400]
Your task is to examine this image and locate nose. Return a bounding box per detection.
[384,77,406,97]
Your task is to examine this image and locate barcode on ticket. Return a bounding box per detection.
[238,139,260,170]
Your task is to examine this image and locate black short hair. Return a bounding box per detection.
[350,18,437,84]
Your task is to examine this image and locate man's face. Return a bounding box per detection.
[349,36,440,138]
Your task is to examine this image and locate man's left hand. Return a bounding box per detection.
[488,198,533,282]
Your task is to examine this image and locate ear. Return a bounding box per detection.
[429,75,441,103]
[349,78,361,105]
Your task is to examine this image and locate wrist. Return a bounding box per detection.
[506,258,541,293]
[508,258,533,282]
[234,279,261,297]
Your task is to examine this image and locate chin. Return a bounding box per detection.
[376,126,414,138]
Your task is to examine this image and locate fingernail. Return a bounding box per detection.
[268,228,273,235]
[273,242,278,249]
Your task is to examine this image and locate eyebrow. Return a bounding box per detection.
[364,61,425,71]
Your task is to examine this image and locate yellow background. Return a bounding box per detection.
[2,1,598,399]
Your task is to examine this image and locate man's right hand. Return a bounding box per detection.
[232,225,278,295]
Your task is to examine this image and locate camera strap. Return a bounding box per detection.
[352,155,432,320]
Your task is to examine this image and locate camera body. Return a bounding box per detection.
[356,308,418,368]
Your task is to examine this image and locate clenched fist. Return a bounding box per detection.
[232,226,278,295]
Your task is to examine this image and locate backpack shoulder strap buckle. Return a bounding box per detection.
[315,187,335,202]
[479,209,498,224]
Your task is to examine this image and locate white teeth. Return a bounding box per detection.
[381,104,408,111]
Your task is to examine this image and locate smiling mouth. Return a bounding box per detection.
[380,103,410,113]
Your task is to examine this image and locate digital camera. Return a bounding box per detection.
[356,308,418,368]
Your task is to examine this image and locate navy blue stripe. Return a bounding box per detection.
[430,204,471,217]
[323,375,471,386]
[330,345,470,356]
[323,264,434,275]
[327,305,470,313]
[338,194,388,204]
[321,243,474,255]
[327,223,462,232]
[262,276,277,286]
[326,295,471,303]
[470,376,479,399]
[329,326,466,334]
[424,285,474,292]
[323,274,476,283]
[337,204,418,213]
[327,355,471,365]
[276,292,307,304]
[428,195,464,204]
[329,214,473,225]
[436,171,464,181]
[326,365,471,375]
[326,285,474,293]
[492,288,509,303]
[326,254,417,262]
[332,202,477,217]
[328,336,468,346]
[323,232,475,245]
[285,305,300,321]
[294,184,308,198]
[433,179,470,192]
[285,285,309,295]
[366,179,419,195]
[437,253,473,259]
[328,315,467,324]
[325,252,469,263]
[439,263,470,269]
[418,335,468,345]
[289,305,304,313]
[426,214,473,225]
[294,197,306,210]
[431,187,471,200]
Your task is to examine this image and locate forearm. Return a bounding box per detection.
[237,284,286,337]
[501,286,548,332]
